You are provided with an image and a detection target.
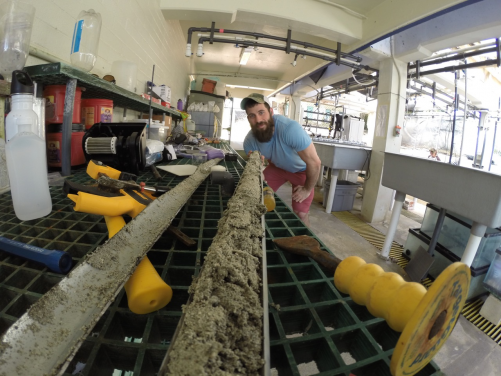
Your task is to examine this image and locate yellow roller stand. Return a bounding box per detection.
[104,215,173,314]
[334,257,470,376]
[124,257,173,314]
[390,263,470,376]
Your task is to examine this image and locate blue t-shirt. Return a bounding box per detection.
[244,114,311,173]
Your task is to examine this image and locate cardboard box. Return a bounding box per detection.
[403,200,415,211]
[152,85,171,106]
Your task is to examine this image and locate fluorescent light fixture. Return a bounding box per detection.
[239,47,253,65]
[226,84,273,91]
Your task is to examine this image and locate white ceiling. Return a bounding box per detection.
[162,0,490,100]
[179,20,345,91]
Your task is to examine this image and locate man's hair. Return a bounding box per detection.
[244,99,271,112]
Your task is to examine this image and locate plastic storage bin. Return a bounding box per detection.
[148,122,168,143]
[404,228,487,300]
[81,99,113,129]
[421,204,501,270]
[484,249,501,298]
[44,85,82,124]
[323,180,360,212]
[202,78,217,94]
[46,124,86,167]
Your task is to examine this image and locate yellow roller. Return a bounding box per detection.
[104,215,173,314]
[334,257,470,376]
[366,272,405,318]
[333,256,366,294]
[348,263,384,305]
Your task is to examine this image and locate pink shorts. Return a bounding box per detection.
[263,163,314,214]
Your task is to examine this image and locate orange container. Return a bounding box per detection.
[202,78,217,94]
[81,98,113,129]
[46,124,86,167]
[44,85,82,124]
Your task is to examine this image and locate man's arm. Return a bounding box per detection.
[292,143,321,203]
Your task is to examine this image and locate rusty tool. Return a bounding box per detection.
[96,175,171,196]
[167,226,196,247]
[273,235,341,272]
[150,164,163,180]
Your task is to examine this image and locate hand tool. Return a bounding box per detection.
[150,164,162,180]
[167,226,196,247]
[87,159,137,181]
[0,236,72,273]
[273,235,341,272]
[96,175,171,196]
[274,235,470,376]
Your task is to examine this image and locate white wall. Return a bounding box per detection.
[24,0,190,105]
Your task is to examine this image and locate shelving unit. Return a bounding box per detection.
[25,63,182,117]
[20,62,183,176]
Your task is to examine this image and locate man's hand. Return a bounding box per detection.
[292,185,312,203]
[247,150,265,165]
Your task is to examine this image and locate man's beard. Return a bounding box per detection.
[252,117,275,142]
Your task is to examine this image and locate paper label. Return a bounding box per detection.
[100,107,113,123]
[47,140,61,163]
[71,20,84,53]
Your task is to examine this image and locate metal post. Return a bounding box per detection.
[448,71,458,164]
[474,113,481,168]
[427,208,446,256]
[379,191,406,259]
[462,222,487,267]
[489,98,500,171]
[458,64,468,166]
[61,78,77,176]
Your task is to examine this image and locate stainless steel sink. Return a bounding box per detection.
[381,152,501,266]
[382,152,501,228]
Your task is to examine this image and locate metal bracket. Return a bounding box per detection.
[496,38,500,67]
[286,29,291,54]
[209,21,215,44]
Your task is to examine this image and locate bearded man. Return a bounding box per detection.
[242,93,321,226]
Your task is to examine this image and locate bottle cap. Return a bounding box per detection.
[10,71,34,95]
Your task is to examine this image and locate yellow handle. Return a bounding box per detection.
[104,215,173,314]
[87,160,122,180]
[68,192,146,217]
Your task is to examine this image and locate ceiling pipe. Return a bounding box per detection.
[422,40,495,62]
[409,46,498,69]
[186,25,362,62]
[196,36,372,71]
[195,33,372,71]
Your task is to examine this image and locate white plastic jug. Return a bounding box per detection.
[70,9,102,72]
[186,116,196,132]
[111,61,137,92]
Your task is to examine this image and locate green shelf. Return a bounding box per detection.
[24,62,182,119]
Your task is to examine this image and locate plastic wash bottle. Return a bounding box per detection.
[5,71,52,220]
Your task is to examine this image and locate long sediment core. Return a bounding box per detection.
[163,151,266,376]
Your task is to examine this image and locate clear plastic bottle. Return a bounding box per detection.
[0,1,35,81]
[70,9,102,72]
[5,71,52,221]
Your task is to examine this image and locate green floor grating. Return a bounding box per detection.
[0,144,441,375]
